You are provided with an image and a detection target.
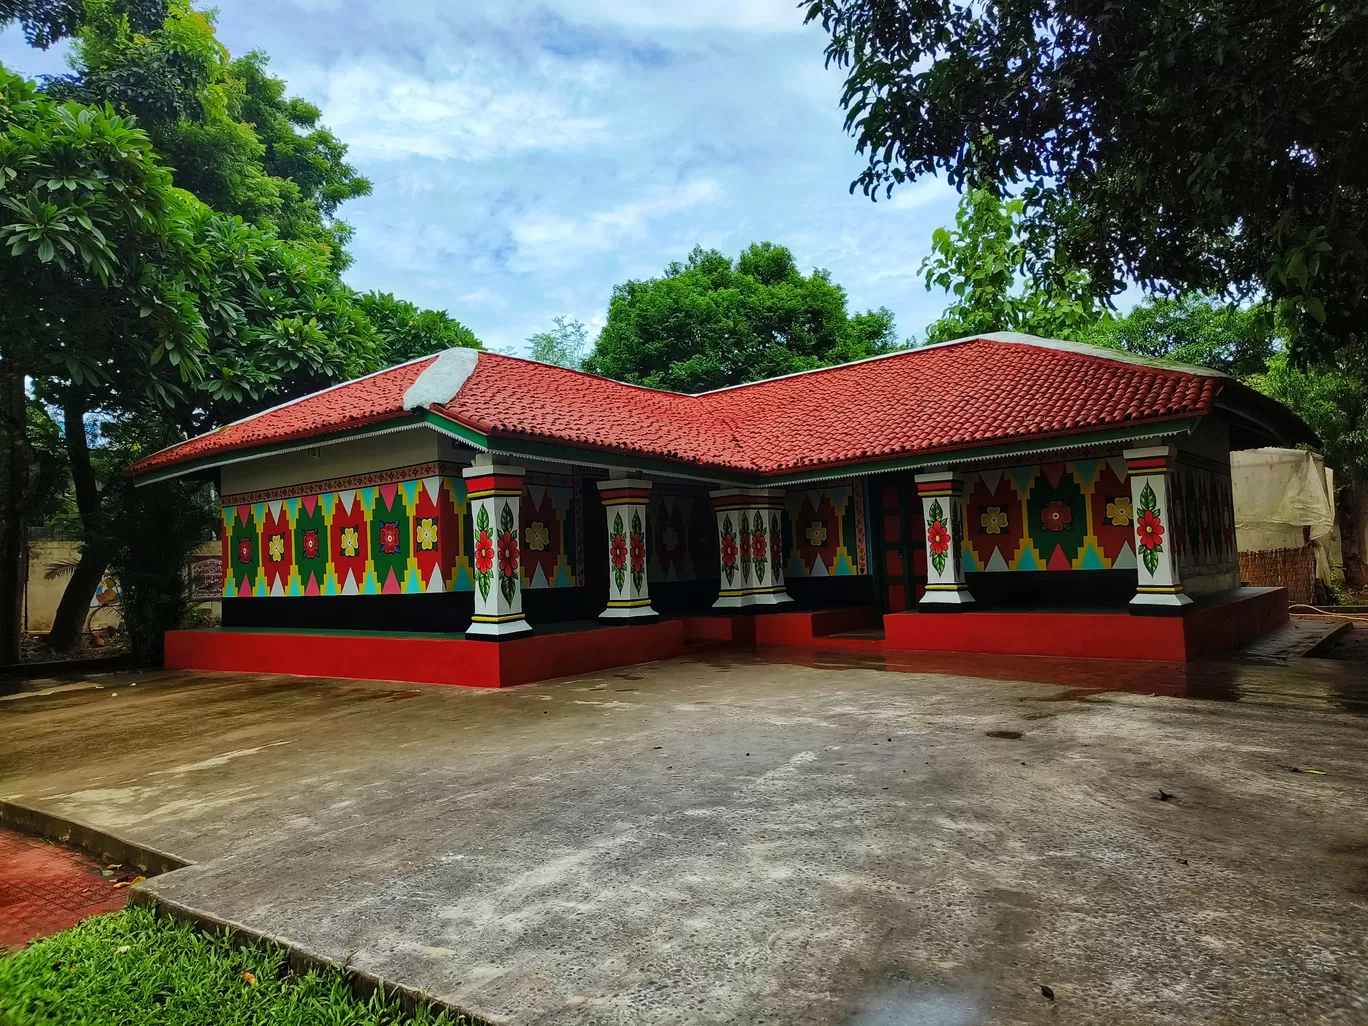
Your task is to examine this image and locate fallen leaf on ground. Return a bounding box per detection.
[105,865,121,870]
[1040,985,1055,1001]
[116,945,130,953]
[240,971,257,985]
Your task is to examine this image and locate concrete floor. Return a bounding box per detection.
[2,650,1367,1026]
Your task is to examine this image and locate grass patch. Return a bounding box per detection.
[0,904,473,1026]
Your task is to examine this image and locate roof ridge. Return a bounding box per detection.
[478,349,696,398]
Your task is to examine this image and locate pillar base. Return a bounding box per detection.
[1129,590,1194,614]
[918,585,976,612]
[713,588,792,611]
[600,602,659,624]
[465,617,533,641]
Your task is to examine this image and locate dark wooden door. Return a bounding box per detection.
[876,475,925,613]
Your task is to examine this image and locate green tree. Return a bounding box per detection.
[18,0,371,270]
[528,315,589,370]
[585,242,899,392]
[0,66,205,662]
[805,0,1368,363]
[1083,296,1278,379]
[1254,351,1368,587]
[356,292,480,367]
[920,189,1109,344]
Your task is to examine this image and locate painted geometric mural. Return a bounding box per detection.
[960,458,1137,574]
[646,488,719,583]
[785,482,868,577]
[1170,459,1238,574]
[220,463,579,597]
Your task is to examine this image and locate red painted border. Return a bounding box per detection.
[165,621,685,688]
[881,587,1287,662]
[166,590,1288,687]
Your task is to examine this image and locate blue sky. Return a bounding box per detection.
[0,1,967,354]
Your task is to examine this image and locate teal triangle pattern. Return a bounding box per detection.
[1071,460,1100,490]
[1007,466,1036,495]
[1079,544,1108,570]
[1015,546,1044,571]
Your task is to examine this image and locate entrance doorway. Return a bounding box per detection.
[874,475,926,613]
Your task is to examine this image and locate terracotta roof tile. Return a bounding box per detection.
[128,337,1231,479]
[129,355,438,474]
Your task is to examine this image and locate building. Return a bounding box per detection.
[126,333,1311,685]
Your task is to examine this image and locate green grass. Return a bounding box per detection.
[0,904,474,1026]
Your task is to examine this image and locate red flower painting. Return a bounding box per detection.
[302,529,320,560]
[1040,500,1073,532]
[1136,509,1165,550]
[926,519,950,557]
[720,532,739,568]
[629,533,646,575]
[610,532,628,571]
[378,521,401,554]
[474,528,495,575]
[751,530,767,564]
[498,529,519,578]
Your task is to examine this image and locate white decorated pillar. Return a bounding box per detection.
[463,455,533,639]
[915,471,975,611]
[597,476,658,623]
[710,488,793,610]
[1125,445,1192,611]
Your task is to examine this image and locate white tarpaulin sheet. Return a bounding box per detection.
[1231,449,1336,577]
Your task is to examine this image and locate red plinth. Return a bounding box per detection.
[165,620,686,688]
[881,587,1288,662]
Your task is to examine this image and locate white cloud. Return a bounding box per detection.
[509,180,724,273]
[305,62,613,162]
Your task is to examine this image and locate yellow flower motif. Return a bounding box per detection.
[415,517,439,551]
[980,506,1008,535]
[662,525,679,551]
[1107,496,1133,526]
[267,534,285,563]
[524,521,550,552]
[340,526,360,558]
[805,521,828,546]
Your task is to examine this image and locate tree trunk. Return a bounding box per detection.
[1345,466,1368,592]
[0,366,33,664]
[47,400,109,652]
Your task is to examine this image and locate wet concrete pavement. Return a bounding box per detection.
[2,652,1367,1025]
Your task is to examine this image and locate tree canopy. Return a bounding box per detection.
[30,0,372,271]
[920,189,1109,345]
[585,242,899,392]
[805,0,1368,363]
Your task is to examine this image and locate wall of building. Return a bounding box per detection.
[218,428,447,496]
[960,455,1138,576]
[785,481,868,577]
[1173,418,1241,595]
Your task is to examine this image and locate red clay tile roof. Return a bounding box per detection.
[129,354,439,474]
[128,335,1272,479]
